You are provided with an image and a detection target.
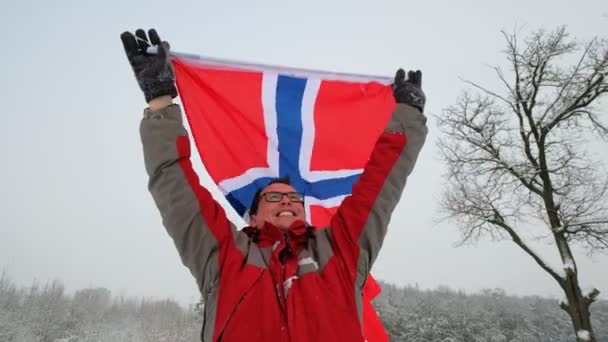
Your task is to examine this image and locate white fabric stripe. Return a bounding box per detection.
[218,167,277,194]
[305,195,348,208]
[304,195,349,223]
[284,275,299,296]
[262,73,280,176]
[217,73,280,193]
[305,204,312,224]
[158,48,392,84]
[299,78,320,180]
[303,168,364,182]
[298,257,319,270]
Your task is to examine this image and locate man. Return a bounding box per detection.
[121,28,427,342]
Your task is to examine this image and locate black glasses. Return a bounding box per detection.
[261,191,304,203]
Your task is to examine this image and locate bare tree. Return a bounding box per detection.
[437,26,608,342]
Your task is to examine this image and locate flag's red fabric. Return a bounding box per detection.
[172,55,392,342]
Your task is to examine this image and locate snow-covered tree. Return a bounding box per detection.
[437,26,608,341]
[72,287,111,322]
[19,280,73,342]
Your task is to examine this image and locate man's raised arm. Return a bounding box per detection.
[329,69,428,278]
[122,29,238,296]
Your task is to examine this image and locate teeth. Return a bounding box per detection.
[278,211,295,217]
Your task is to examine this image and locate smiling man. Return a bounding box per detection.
[122,28,428,342]
[248,178,306,230]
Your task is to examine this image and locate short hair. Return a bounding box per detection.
[249,176,293,215]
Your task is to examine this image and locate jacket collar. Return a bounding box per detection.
[244,220,311,254]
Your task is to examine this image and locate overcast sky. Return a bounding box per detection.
[1,0,607,306]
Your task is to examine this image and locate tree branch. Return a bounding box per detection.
[539,40,594,124]
[488,216,564,284]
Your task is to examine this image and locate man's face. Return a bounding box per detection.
[250,183,306,231]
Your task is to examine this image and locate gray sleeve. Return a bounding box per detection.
[139,104,238,295]
[357,103,428,273]
[330,103,428,279]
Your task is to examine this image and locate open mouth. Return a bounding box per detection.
[277,210,296,217]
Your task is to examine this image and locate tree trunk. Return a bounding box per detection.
[560,274,596,342]
[555,235,597,342]
[540,144,597,341]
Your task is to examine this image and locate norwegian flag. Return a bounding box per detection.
[172,53,395,342]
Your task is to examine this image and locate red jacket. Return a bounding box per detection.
[140,103,427,341]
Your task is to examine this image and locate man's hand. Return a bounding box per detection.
[120,28,177,103]
[393,69,426,113]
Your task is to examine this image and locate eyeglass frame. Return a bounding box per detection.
[260,191,305,203]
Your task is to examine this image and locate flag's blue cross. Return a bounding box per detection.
[226,75,361,218]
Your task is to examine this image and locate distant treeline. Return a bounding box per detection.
[0,273,606,341]
[0,273,201,342]
[374,282,608,341]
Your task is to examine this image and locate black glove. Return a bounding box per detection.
[120,28,178,103]
[393,69,425,113]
